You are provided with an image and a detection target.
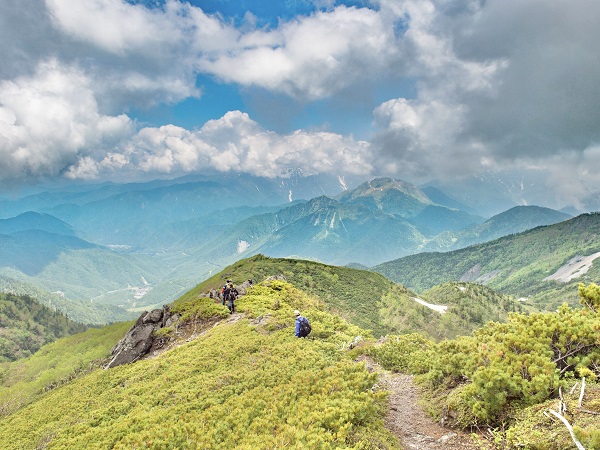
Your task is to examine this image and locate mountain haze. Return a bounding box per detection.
[0,175,576,324]
[430,205,572,251]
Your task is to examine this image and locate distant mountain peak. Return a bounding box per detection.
[0,212,75,236]
[348,178,432,203]
[337,177,434,219]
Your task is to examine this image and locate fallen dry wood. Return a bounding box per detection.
[577,408,600,416]
[578,377,586,408]
[548,409,586,450]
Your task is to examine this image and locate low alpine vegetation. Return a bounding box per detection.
[367,283,600,449]
[0,280,398,449]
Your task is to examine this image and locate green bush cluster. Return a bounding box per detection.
[418,306,599,426]
[369,286,600,434]
[0,281,398,449]
[365,334,433,373]
[171,296,230,322]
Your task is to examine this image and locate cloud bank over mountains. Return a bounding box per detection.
[1,0,599,206]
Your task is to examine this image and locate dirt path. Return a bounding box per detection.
[360,357,480,450]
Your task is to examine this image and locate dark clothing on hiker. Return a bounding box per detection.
[223,284,238,314]
[295,315,310,338]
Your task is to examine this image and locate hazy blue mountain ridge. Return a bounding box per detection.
[0,212,75,236]
[0,175,577,323]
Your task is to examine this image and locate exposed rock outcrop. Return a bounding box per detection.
[105,280,256,369]
[105,305,177,369]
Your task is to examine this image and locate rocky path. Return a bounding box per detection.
[360,357,482,450]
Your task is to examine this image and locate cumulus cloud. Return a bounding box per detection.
[0,59,132,181]
[64,111,373,180]
[199,5,400,99]
[369,0,600,195]
[1,0,599,206]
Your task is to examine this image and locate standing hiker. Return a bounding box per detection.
[221,280,231,306]
[223,280,238,314]
[294,310,311,338]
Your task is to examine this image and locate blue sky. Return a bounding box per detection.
[1,0,599,208]
[129,0,413,138]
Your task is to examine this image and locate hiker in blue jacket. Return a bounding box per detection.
[294,310,311,338]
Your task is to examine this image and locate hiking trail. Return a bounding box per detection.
[360,356,482,450]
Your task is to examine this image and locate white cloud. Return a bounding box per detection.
[1,0,599,206]
[0,59,132,180]
[370,0,600,197]
[94,111,373,179]
[200,5,399,99]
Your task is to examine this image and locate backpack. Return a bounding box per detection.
[298,317,311,337]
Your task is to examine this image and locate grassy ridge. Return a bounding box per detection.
[177,254,411,337]
[0,281,398,449]
[180,254,530,340]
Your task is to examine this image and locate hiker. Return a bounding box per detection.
[294,310,311,338]
[221,279,233,305]
[223,280,238,314]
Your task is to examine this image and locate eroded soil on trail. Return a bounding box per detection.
[360,357,483,450]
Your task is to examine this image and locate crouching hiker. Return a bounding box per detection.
[294,310,311,338]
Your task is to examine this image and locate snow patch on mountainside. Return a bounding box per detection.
[543,252,600,283]
[411,297,447,314]
[237,240,250,253]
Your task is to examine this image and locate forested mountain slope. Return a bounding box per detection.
[374,213,600,310]
[437,205,572,250]
[0,277,135,325]
[0,293,87,362]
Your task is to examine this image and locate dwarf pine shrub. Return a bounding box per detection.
[0,281,397,449]
[369,284,600,430]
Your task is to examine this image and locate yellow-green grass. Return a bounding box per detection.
[0,281,398,449]
[0,322,131,418]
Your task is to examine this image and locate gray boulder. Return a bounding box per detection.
[143,309,163,324]
[105,323,157,369]
[105,305,178,369]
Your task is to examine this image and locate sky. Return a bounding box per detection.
[1,0,599,207]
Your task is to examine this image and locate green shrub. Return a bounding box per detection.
[0,281,398,449]
[369,291,600,429]
[365,334,433,373]
[171,296,230,322]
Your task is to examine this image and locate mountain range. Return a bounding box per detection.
[374,212,600,310]
[0,174,578,323]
